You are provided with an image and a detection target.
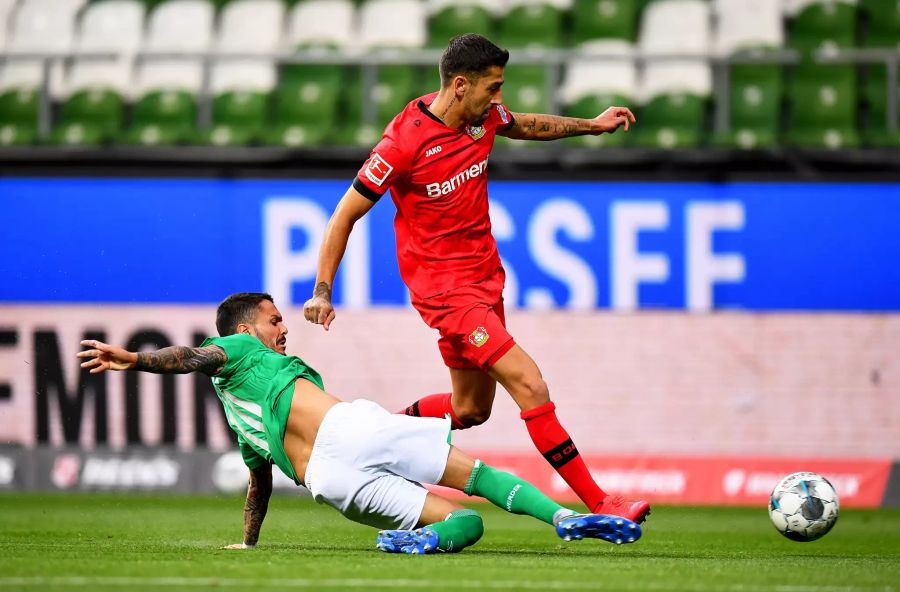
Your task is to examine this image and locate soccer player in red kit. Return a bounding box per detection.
[304,34,649,523]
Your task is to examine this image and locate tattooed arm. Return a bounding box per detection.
[77,339,227,376]
[499,106,636,141]
[224,464,273,549]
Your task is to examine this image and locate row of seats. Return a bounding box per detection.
[1,0,898,148]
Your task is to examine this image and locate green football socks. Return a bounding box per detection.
[427,508,484,552]
[464,460,575,525]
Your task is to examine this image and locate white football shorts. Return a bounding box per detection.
[303,398,452,530]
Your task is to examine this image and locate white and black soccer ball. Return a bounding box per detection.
[768,471,839,542]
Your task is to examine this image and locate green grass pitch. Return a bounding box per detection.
[1,493,898,592]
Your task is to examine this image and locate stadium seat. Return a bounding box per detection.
[785,66,859,148]
[427,1,494,48]
[636,0,711,148]
[265,80,338,147]
[0,89,39,145]
[497,1,563,49]
[859,66,900,147]
[143,0,214,53]
[0,0,18,51]
[561,40,637,147]
[125,0,213,144]
[571,0,640,44]
[55,0,145,145]
[860,0,900,50]
[342,64,422,130]
[286,0,355,49]
[1,0,83,100]
[714,0,783,56]
[859,0,900,147]
[712,64,783,149]
[215,0,284,54]
[711,0,784,148]
[358,0,426,50]
[787,0,857,56]
[51,89,125,145]
[198,63,275,145]
[122,89,197,145]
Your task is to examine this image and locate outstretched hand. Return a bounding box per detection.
[76,340,138,374]
[593,106,637,134]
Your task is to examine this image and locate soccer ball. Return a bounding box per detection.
[768,472,839,542]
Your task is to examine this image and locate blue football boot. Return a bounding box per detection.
[376,528,441,554]
[556,513,642,545]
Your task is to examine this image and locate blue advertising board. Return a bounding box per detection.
[1,178,898,311]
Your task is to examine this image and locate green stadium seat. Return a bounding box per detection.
[564,93,631,147]
[343,64,423,131]
[571,0,639,44]
[122,90,197,145]
[788,1,857,55]
[785,65,859,148]
[50,89,124,146]
[331,123,382,147]
[0,89,39,146]
[634,93,707,148]
[502,65,550,113]
[860,0,900,50]
[498,3,563,49]
[860,66,900,147]
[714,64,782,149]
[859,0,900,146]
[428,5,493,48]
[197,90,268,146]
[264,78,341,146]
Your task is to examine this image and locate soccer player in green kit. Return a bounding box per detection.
[77,292,641,554]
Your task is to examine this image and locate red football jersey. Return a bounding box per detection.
[353,92,516,298]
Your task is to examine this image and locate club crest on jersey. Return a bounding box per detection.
[364,153,393,186]
[468,326,489,347]
[465,125,486,141]
[496,105,509,124]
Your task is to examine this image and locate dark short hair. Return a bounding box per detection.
[216,292,274,336]
[439,33,509,86]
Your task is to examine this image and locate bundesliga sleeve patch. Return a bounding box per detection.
[364,153,394,187]
[496,104,509,124]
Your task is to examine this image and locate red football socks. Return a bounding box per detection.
[520,401,607,513]
[400,392,467,429]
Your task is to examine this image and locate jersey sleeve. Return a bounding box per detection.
[352,135,412,202]
[490,103,516,133]
[200,333,262,377]
[239,436,269,470]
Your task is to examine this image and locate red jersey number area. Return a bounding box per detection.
[353,94,515,299]
[410,267,516,370]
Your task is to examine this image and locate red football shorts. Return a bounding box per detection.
[410,268,516,370]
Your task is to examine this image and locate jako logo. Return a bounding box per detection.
[425,145,442,157]
[425,157,488,197]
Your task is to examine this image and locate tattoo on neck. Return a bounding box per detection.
[440,98,455,121]
[314,282,332,300]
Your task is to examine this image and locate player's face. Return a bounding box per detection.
[246,300,289,355]
[465,66,504,126]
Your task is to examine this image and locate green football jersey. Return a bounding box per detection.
[201,333,324,480]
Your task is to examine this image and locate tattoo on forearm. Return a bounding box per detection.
[243,468,272,546]
[516,114,584,140]
[314,281,332,300]
[134,345,226,376]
